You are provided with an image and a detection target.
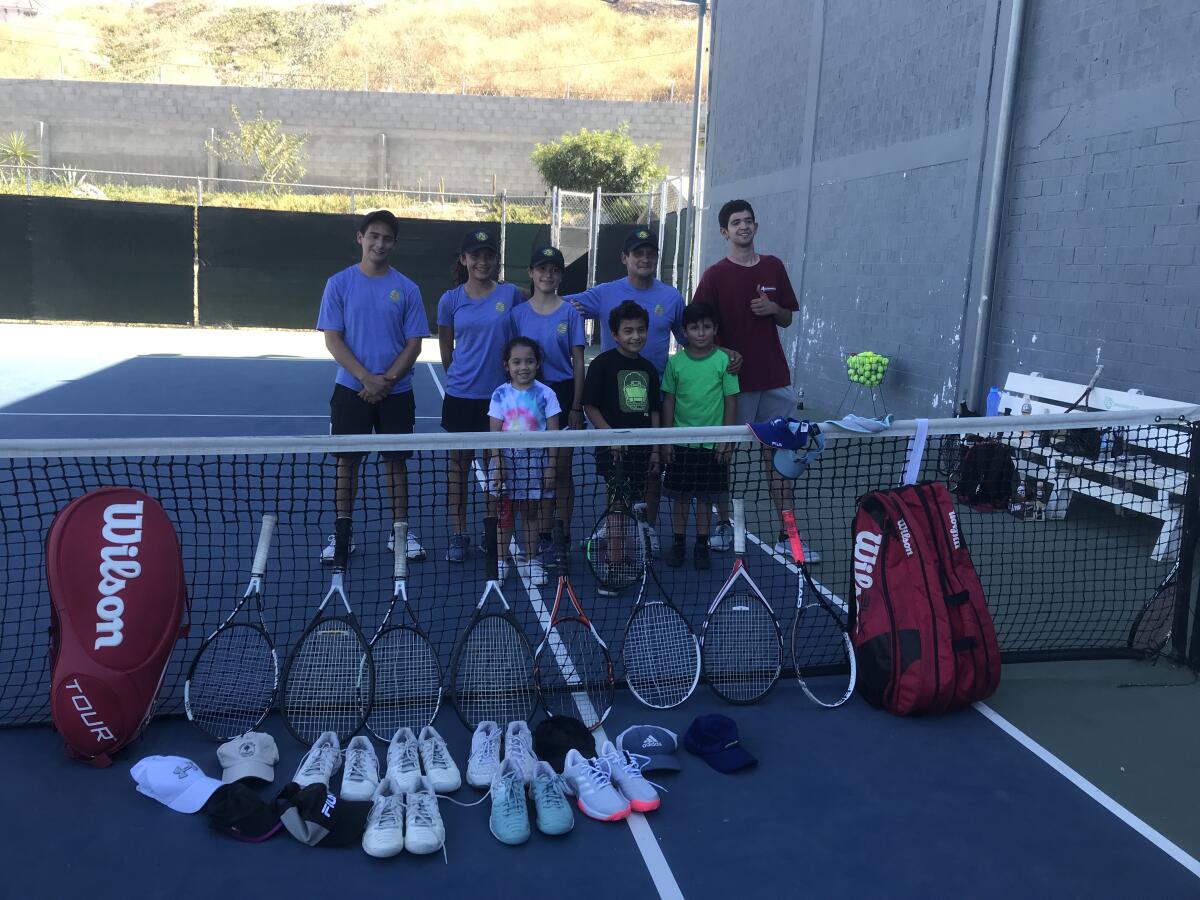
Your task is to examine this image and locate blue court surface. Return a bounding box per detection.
[1,326,1197,898]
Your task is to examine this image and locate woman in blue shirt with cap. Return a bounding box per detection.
[437,228,523,562]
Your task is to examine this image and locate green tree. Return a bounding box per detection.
[206,106,309,189]
[0,132,38,168]
[532,124,667,192]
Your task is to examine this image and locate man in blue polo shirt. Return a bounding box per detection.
[316,209,430,563]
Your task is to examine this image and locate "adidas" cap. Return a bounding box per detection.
[615,725,681,773]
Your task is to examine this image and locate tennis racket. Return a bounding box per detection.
[585,451,645,593]
[701,499,782,703]
[534,518,614,729]
[1127,559,1179,658]
[365,521,443,740]
[621,522,699,708]
[184,513,279,740]
[280,517,374,744]
[450,516,536,729]
[783,511,856,708]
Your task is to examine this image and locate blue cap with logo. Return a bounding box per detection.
[460,228,498,254]
[683,714,757,774]
[529,245,566,270]
[615,725,682,773]
[748,418,825,479]
[623,226,658,253]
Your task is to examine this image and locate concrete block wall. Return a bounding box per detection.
[0,80,694,194]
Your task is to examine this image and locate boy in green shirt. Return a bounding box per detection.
[661,302,740,568]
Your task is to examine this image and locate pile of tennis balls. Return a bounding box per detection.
[846,350,889,387]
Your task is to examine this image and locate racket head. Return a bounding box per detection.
[622,599,699,709]
[701,587,782,704]
[534,575,614,729]
[790,592,856,709]
[280,614,374,744]
[1128,564,1178,657]
[184,621,278,740]
[451,611,535,729]
[367,624,443,738]
[585,508,644,591]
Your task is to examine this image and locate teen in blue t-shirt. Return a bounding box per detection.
[316,209,430,563]
[436,228,522,562]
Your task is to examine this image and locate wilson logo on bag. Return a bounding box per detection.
[47,487,189,766]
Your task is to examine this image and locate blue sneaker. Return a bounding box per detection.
[446,532,470,563]
[489,757,531,846]
[529,760,573,836]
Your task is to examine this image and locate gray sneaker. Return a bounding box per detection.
[774,534,821,564]
[446,532,470,563]
[709,521,733,552]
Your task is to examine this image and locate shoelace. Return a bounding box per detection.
[495,771,526,818]
[532,773,569,811]
[371,793,403,831]
[472,730,500,767]
[422,738,452,771]
[616,751,667,794]
[299,745,338,781]
[345,746,375,784]
[406,790,440,829]
[578,755,616,792]
[506,735,534,771]
[391,741,420,774]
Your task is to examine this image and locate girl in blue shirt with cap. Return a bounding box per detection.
[437,228,523,562]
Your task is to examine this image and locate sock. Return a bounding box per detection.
[673,533,686,546]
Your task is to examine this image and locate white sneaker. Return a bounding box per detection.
[503,720,538,783]
[773,535,821,563]
[709,521,733,552]
[417,725,461,793]
[293,732,341,788]
[387,527,427,562]
[561,748,631,822]
[340,735,380,801]
[404,776,445,855]
[497,558,510,583]
[519,556,547,587]
[467,720,502,788]
[362,776,405,858]
[385,727,422,794]
[319,534,357,564]
[644,523,660,558]
[599,740,660,812]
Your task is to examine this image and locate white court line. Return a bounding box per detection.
[425,361,445,398]
[745,531,847,613]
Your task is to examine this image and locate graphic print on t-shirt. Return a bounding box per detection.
[619,369,651,414]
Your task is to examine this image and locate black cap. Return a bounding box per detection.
[533,716,596,772]
[460,228,498,254]
[358,209,398,236]
[683,714,757,774]
[275,782,371,848]
[529,245,565,269]
[623,226,657,254]
[204,783,283,843]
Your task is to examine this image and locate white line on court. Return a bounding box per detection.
[425,361,445,397]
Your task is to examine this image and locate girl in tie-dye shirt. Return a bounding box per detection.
[487,337,561,585]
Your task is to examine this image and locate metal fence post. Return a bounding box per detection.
[672,174,683,290]
[26,167,32,195]
[550,186,561,248]
[589,186,601,289]
[656,179,668,281]
[196,177,203,208]
[350,191,356,215]
[1181,422,1200,668]
[500,189,508,283]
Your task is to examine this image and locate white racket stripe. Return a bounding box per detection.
[733,497,746,556]
[707,562,777,617]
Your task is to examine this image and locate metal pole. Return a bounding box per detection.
[672,174,683,289]
[589,187,601,289]
[550,186,561,248]
[656,179,668,280]
[678,0,707,299]
[500,189,508,283]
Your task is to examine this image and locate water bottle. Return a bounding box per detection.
[1099,429,1111,459]
[985,386,1001,418]
[1021,395,1032,416]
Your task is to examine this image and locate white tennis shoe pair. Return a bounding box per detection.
[382,725,462,795]
[361,775,446,858]
[466,720,537,788]
[561,741,660,821]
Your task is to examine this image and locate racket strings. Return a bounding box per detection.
[1129,581,1177,654]
[453,616,534,727]
[587,513,645,590]
[369,627,442,735]
[282,621,372,743]
[702,591,782,702]
[536,618,613,727]
[623,602,698,708]
[187,624,276,738]
[792,601,855,707]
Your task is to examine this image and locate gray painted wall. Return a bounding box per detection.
[0,79,694,194]
[702,0,1200,418]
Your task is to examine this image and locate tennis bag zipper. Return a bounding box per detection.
[46,487,189,767]
[849,482,1000,714]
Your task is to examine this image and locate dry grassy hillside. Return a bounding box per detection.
[0,0,706,101]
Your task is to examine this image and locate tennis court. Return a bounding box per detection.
[1,323,1198,898]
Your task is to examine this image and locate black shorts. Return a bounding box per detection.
[663,446,729,504]
[329,384,415,461]
[548,379,576,424]
[441,393,491,433]
[594,445,657,505]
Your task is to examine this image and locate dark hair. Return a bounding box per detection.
[358,209,398,237]
[608,299,649,334]
[718,199,755,230]
[502,335,542,366]
[683,301,719,330]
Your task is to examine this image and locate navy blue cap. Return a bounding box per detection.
[460,228,498,254]
[683,714,757,774]
[623,227,658,254]
[530,245,565,269]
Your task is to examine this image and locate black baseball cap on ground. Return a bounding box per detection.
[534,716,596,772]
[461,228,498,254]
[623,226,657,254]
[530,245,565,269]
[275,782,371,847]
[358,209,398,236]
[204,783,283,843]
[683,714,757,774]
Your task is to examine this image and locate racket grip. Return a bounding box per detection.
[251,514,277,577]
[782,511,804,564]
[393,520,408,579]
[484,516,499,581]
[498,497,514,531]
[733,498,746,555]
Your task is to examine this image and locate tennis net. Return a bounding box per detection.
[1,408,1196,727]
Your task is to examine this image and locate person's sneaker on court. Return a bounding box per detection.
[361,776,405,858]
[293,732,341,788]
[446,531,470,563]
[417,725,461,793]
[645,523,660,558]
[340,735,380,801]
[774,531,821,563]
[693,539,711,570]
[561,748,631,822]
[503,720,538,782]
[319,534,357,564]
[387,526,427,562]
[529,760,574,836]
[667,536,686,567]
[598,741,660,812]
[519,556,547,587]
[709,520,733,552]
[385,727,422,793]
[488,757,531,846]
[403,776,445,855]
[467,720,502,788]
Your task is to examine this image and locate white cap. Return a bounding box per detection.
[131,756,222,813]
[217,732,279,784]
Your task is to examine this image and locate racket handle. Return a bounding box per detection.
[484,516,499,581]
[498,496,514,531]
[394,520,408,580]
[551,517,567,571]
[733,498,746,556]
[251,513,277,577]
[782,511,804,565]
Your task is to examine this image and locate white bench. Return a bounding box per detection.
[998,372,1191,562]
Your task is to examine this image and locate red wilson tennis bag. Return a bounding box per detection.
[46,487,189,766]
[849,481,1000,715]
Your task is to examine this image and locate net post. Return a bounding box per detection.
[1181,421,1200,669]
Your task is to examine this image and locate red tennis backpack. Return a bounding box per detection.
[849,481,1000,715]
[46,487,189,766]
